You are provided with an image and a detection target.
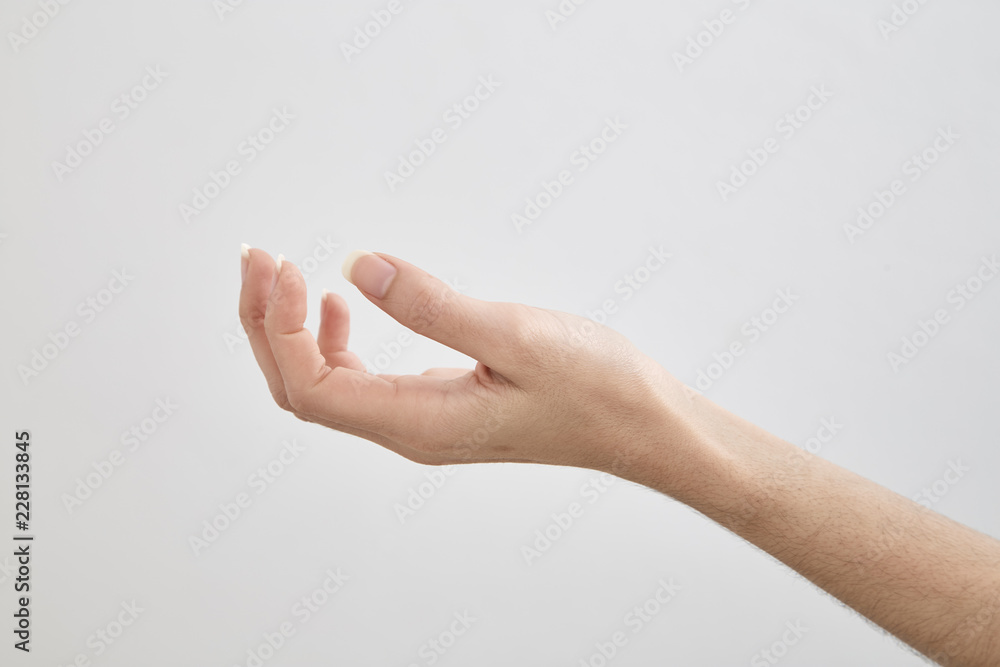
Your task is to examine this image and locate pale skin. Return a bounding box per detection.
[238,246,1000,666]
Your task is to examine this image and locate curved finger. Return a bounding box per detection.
[265,257,444,438]
[240,248,450,462]
[239,247,293,409]
[317,289,366,372]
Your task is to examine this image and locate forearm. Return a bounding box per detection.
[609,379,1000,666]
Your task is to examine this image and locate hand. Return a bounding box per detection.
[238,246,688,473]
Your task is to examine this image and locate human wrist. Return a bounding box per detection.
[593,367,745,512]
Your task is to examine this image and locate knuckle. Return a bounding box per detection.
[240,302,267,333]
[284,365,332,417]
[267,379,294,412]
[406,281,449,332]
[508,318,544,351]
[285,387,309,414]
[505,305,556,365]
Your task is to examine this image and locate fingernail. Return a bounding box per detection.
[241,243,250,283]
[342,250,396,299]
[321,288,330,303]
[271,253,285,292]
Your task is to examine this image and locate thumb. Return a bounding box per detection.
[342,250,512,369]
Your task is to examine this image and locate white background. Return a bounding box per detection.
[2,0,999,665]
